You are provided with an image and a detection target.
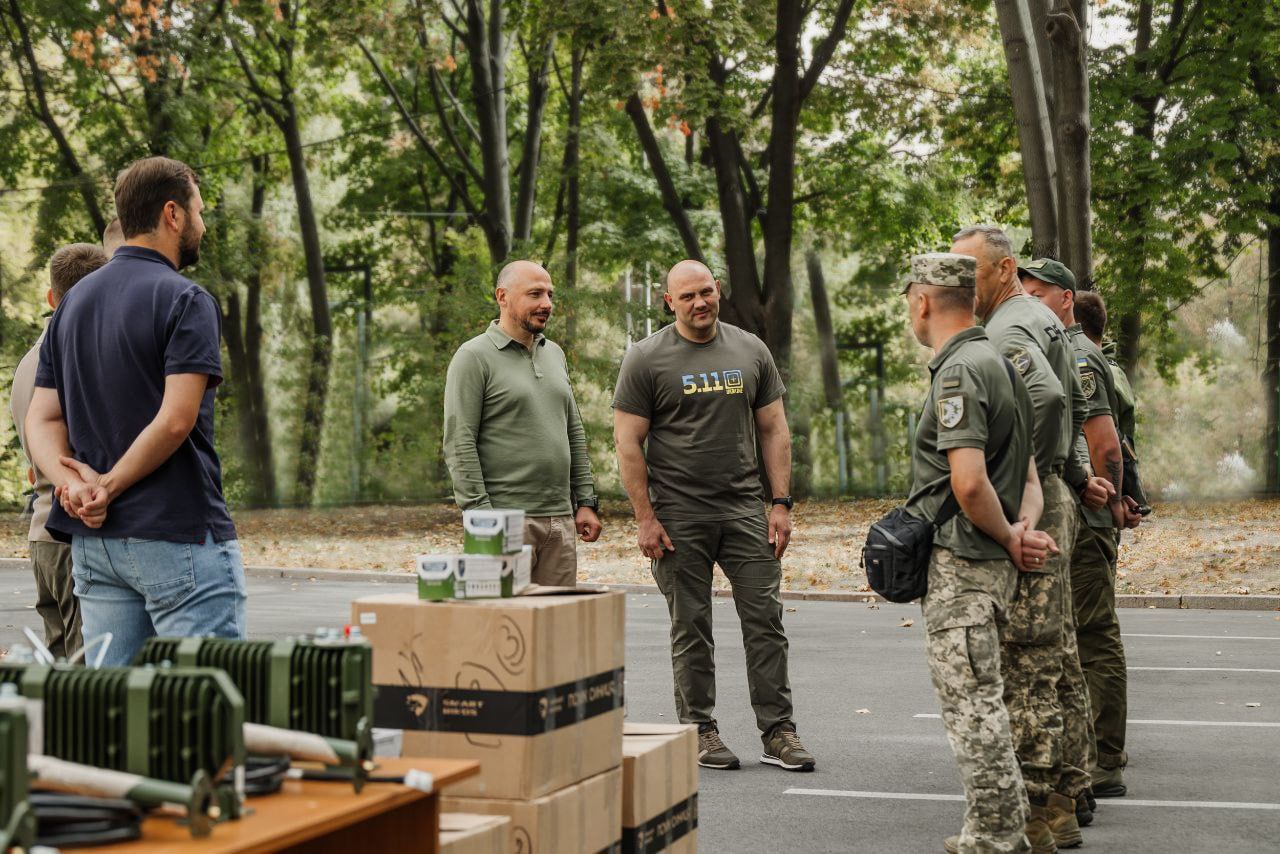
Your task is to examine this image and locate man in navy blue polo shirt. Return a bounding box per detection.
[25,156,246,665]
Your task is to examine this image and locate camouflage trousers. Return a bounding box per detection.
[923,546,1030,854]
[1054,501,1095,796]
[998,473,1069,802]
[1072,519,1127,771]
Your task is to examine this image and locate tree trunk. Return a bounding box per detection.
[994,0,1059,259]
[706,115,762,333]
[1047,0,1092,286]
[806,250,842,409]
[562,44,584,348]
[245,157,275,504]
[8,0,106,235]
[1265,191,1280,493]
[1028,0,1056,122]
[760,0,803,384]
[625,95,706,265]
[221,186,275,509]
[281,100,332,503]
[467,0,512,264]
[513,36,554,243]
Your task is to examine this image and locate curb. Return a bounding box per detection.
[244,565,413,584]
[257,573,1280,610]
[6,558,1279,611]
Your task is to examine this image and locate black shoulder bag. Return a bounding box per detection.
[861,359,1019,603]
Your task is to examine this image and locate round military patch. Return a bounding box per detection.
[937,394,965,429]
[1081,370,1097,398]
[1009,347,1033,376]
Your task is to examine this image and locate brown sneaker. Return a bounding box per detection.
[1046,793,1083,848]
[760,722,816,772]
[696,724,740,770]
[1026,803,1059,854]
[943,836,960,854]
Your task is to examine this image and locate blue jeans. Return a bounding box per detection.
[71,531,247,666]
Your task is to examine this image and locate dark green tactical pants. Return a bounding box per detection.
[1071,521,1127,770]
[652,513,793,736]
[30,540,82,660]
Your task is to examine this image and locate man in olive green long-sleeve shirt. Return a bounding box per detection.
[443,261,601,586]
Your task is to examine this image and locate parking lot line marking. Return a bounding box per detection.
[783,789,1280,810]
[1123,633,1280,641]
[1128,666,1280,673]
[912,714,1280,728]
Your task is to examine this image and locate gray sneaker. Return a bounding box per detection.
[697,724,740,770]
[760,723,815,772]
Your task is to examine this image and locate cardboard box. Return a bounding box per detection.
[417,547,532,600]
[442,767,622,854]
[440,813,511,854]
[622,724,698,854]
[463,509,524,554]
[353,590,625,799]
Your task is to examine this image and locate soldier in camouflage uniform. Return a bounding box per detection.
[1022,264,1132,800]
[901,252,1059,854]
[951,228,1092,847]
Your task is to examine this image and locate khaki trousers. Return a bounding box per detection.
[523,515,578,587]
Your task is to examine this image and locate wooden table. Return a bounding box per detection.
[92,757,479,854]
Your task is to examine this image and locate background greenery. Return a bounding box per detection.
[1,0,1276,509]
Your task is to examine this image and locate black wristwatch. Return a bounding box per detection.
[575,496,600,512]
[772,496,794,510]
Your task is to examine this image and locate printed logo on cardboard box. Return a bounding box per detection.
[374,668,625,736]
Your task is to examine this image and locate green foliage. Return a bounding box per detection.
[0,0,1276,508]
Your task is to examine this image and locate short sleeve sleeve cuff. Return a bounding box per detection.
[165,289,224,385]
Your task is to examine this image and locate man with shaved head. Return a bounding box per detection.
[613,259,815,773]
[443,260,601,586]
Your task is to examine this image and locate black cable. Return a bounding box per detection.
[236,755,292,797]
[29,793,144,848]
[298,769,404,784]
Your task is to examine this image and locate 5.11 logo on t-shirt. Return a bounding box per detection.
[681,369,744,396]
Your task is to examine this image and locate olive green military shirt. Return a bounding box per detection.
[1069,323,1119,530]
[612,321,785,521]
[1103,341,1136,442]
[443,321,595,515]
[906,326,1034,561]
[984,295,1069,476]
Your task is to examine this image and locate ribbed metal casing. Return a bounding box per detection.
[0,661,244,785]
[0,697,30,847]
[135,636,373,742]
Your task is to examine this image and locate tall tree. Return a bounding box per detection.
[357,0,557,267]
[218,155,277,506]
[1,0,107,236]
[223,0,335,502]
[615,0,857,381]
[993,0,1059,258]
[1092,0,1210,372]
[1046,0,1091,285]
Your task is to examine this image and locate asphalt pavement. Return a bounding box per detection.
[2,566,1277,852]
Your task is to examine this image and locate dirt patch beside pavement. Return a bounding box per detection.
[2,498,1276,597]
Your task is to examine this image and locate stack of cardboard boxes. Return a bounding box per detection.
[354,510,699,853]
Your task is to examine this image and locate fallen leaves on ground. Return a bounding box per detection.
[0,498,1275,595]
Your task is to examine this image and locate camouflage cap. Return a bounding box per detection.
[1017,257,1076,293]
[901,252,977,293]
